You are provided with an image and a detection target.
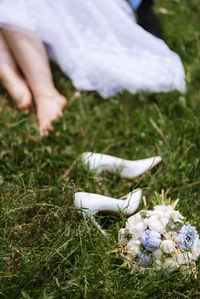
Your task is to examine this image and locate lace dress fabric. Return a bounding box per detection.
[0,0,186,98]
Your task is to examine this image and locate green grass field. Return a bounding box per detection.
[0,0,200,298]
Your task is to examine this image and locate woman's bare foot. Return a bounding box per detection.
[0,65,32,112]
[35,91,67,135]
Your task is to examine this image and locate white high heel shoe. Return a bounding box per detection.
[74,189,142,235]
[81,152,162,179]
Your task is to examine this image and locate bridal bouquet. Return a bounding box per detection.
[118,192,200,275]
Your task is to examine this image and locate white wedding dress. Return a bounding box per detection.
[0,0,186,98]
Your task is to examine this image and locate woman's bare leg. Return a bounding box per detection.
[0,29,32,112]
[2,26,67,135]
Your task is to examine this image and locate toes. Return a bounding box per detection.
[18,103,30,113]
[17,92,32,112]
[36,93,67,136]
[39,120,54,137]
[23,109,30,115]
[39,112,62,136]
[40,129,49,137]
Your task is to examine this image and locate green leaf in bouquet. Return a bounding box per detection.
[153,189,170,206]
[124,229,132,241]
[152,190,179,209]
[171,198,180,209]
[166,218,183,232]
[140,211,147,218]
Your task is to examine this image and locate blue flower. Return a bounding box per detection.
[138,251,153,267]
[140,229,161,252]
[176,225,196,251]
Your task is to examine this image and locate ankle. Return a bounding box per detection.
[33,87,59,101]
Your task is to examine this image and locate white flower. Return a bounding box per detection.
[176,252,194,265]
[126,212,141,226]
[144,205,184,234]
[162,258,179,271]
[153,205,172,217]
[173,210,184,222]
[152,249,163,260]
[126,239,140,256]
[144,215,166,234]
[126,213,147,238]
[160,240,176,254]
[135,240,141,246]
[153,205,183,222]
[154,205,180,216]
